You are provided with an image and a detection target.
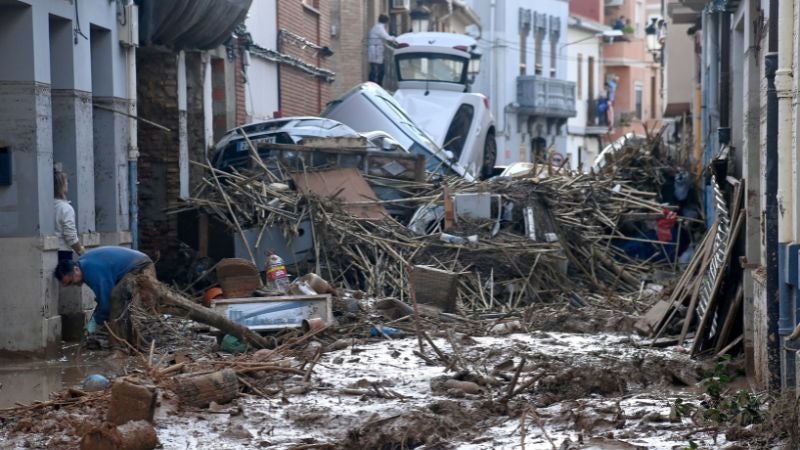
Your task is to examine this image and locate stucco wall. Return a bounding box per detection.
[0,0,130,354]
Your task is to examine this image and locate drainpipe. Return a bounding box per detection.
[177,51,188,200]
[765,0,781,388]
[126,0,139,250]
[489,0,499,137]
[775,0,795,389]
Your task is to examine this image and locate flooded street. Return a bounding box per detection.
[0,344,124,409]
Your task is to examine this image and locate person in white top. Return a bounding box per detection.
[367,14,396,86]
[54,168,85,260]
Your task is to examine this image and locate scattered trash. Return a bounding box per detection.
[82,374,110,392]
[219,334,248,354]
[265,251,290,294]
[370,325,402,337]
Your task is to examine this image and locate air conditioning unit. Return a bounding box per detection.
[391,0,410,10]
[605,0,624,7]
[119,3,138,47]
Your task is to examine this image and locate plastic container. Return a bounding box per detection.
[298,273,332,294]
[369,325,402,337]
[82,374,110,392]
[266,251,290,294]
[289,280,317,296]
[439,233,466,245]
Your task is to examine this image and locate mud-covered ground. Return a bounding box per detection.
[0,324,783,450]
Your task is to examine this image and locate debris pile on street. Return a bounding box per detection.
[0,134,787,449]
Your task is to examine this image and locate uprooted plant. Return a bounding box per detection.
[672,354,766,444]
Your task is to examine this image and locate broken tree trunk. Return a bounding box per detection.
[171,369,239,407]
[135,273,271,349]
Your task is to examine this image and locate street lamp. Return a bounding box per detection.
[410,1,431,33]
[645,18,661,61]
[468,46,482,84]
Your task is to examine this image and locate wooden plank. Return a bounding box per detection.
[291,168,388,220]
[676,230,717,345]
[198,213,209,257]
[713,283,744,354]
[650,223,716,340]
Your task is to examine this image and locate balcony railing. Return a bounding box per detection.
[516,76,577,119]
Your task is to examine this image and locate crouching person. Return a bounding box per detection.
[54,246,155,346]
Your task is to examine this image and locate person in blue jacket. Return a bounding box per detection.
[54,246,153,339]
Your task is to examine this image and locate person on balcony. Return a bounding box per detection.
[367,14,397,86]
[597,96,609,126]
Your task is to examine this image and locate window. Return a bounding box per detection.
[587,56,595,100]
[397,54,468,84]
[635,84,643,119]
[534,31,543,75]
[576,54,583,100]
[443,104,475,159]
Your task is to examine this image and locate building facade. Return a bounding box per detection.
[565,2,610,171]
[0,0,133,355]
[603,0,662,140]
[663,0,800,394]
[468,0,575,166]
[276,0,334,117]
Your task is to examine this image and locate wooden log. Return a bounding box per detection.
[107,378,157,425]
[80,420,158,450]
[137,274,270,349]
[172,369,239,408]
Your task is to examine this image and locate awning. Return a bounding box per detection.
[136,0,252,50]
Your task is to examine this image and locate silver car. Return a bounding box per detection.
[322,83,475,181]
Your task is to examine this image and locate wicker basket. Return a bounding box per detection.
[410,265,459,313]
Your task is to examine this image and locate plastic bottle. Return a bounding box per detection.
[266,251,290,294]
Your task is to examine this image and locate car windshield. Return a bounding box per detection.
[397,54,467,84]
[373,96,439,150]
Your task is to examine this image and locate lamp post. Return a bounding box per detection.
[410,1,431,33]
[645,18,661,62]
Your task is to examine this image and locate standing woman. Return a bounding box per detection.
[54,168,85,260]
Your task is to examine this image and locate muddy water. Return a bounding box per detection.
[0,344,122,408]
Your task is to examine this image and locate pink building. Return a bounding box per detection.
[602,0,662,139]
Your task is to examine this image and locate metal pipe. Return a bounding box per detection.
[489,0,499,136]
[775,0,795,389]
[776,0,794,245]
[765,50,781,391]
[126,0,139,250]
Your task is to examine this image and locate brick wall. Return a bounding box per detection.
[234,38,249,124]
[330,0,375,99]
[277,0,332,116]
[137,48,180,259]
[570,0,602,24]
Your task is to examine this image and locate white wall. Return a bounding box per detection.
[468,0,571,165]
[566,23,602,171]
[245,0,279,121]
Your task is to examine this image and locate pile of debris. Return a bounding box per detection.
[3,132,773,449]
[174,135,691,319]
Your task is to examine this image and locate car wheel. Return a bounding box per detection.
[481,133,497,179]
